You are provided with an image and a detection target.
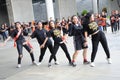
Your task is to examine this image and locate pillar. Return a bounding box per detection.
[92,0,98,13]
[6,0,14,24]
[45,0,55,21]
[6,0,34,23]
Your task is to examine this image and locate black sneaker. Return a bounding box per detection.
[83,61,90,64]
[54,61,59,65]
[69,62,73,66]
[71,62,77,67]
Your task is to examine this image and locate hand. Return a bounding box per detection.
[84,41,88,47]
[40,44,45,48]
[89,35,91,38]
[26,40,29,44]
[60,41,64,44]
[23,41,27,45]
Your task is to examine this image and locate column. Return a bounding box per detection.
[45,0,55,21]
[6,0,14,24]
[6,0,34,23]
[92,0,98,13]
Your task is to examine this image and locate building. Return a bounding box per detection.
[0,0,120,25]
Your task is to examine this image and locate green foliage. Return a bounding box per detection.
[107,16,110,19]
[81,10,88,16]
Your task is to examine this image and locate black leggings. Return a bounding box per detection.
[103,26,107,31]
[39,43,57,62]
[17,42,34,64]
[49,42,71,63]
[0,32,7,40]
[91,31,110,62]
[111,23,117,32]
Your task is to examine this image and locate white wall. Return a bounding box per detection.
[10,0,34,22]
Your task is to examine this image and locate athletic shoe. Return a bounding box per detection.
[37,62,41,66]
[90,62,95,67]
[32,61,39,66]
[54,61,59,65]
[83,61,90,64]
[48,63,52,68]
[16,64,21,68]
[71,62,77,67]
[69,62,73,66]
[107,58,112,64]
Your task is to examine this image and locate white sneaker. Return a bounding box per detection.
[107,58,112,64]
[54,61,59,65]
[37,62,41,66]
[16,64,21,68]
[32,61,39,66]
[90,62,95,67]
[48,63,52,68]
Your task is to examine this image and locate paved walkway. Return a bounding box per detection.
[0,28,120,80]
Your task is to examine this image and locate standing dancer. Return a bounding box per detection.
[68,15,90,67]
[48,20,72,67]
[3,22,37,68]
[83,12,112,67]
[28,21,58,65]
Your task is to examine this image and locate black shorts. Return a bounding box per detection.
[73,37,88,50]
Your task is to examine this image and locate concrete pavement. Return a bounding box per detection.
[0,28,120,80]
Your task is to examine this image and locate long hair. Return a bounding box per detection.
[49,20,54,30]
[15,22,21,29]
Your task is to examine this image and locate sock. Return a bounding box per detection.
[18,57,21,64]
[30,53,35,62]
[84,58,87,62]
[72,60,75,62]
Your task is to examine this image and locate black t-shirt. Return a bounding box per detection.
[69,23,84,36]
[48,27,68,43]
[0,27,5,33]
[83,21,99,35]
[110,15,116,24]
[102,15,106,18]
[115,14,120,22]
[10,29,25,43]
[68,23,85,42]
[30,29,51,45]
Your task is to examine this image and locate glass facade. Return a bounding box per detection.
[0,0,9,25]
[32,0,55,4]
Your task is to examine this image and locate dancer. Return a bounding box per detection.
[48,20,72,67]
[28,21,58,65]
[83,12,112,67]
[3,22,37,68]
[68,15,90,67]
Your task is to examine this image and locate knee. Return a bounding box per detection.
[73,51,79,56]
[19,54,23,58]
